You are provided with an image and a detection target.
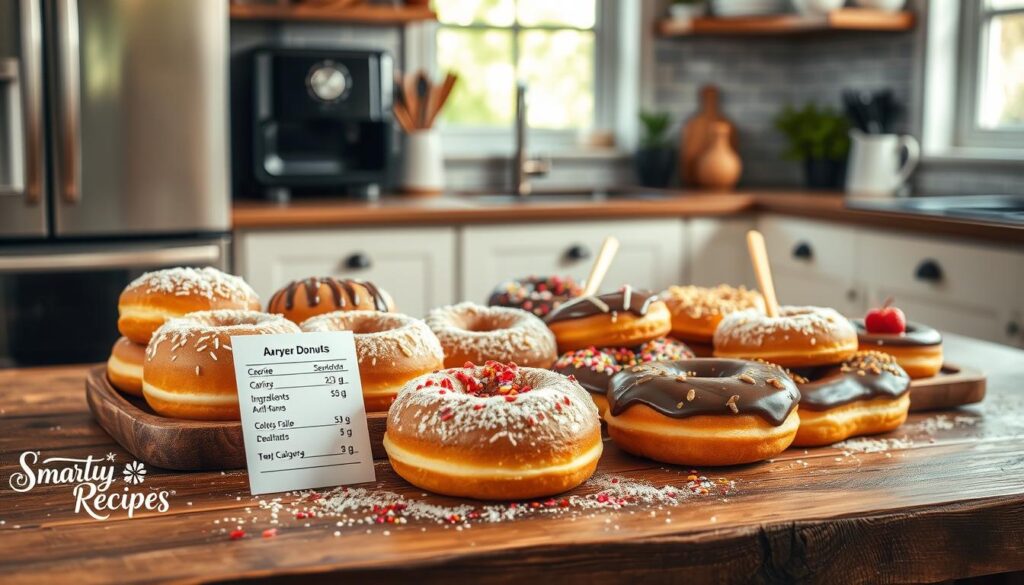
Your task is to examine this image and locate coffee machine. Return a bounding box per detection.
[243,48,394,201]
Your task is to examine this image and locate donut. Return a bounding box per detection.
[118,267,261,345]
[487,275,582,318]
[107,336,146,397]
[604,359,800,466]
[544,286,672,353]
[851,319,943,379]
[300,311,445,412]
[143,310,300,421]
[383,361,602,500]
[713,306,858,368]
[425,302,558,368]
[791,351,911,446]
[661,284,765,355]
[268,277,395,324]
[552,338,694,414]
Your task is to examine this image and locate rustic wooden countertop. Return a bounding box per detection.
[232,191,1024,244]
[1,334,1023,584]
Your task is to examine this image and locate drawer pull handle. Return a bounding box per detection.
[1008,321,1021,338]
[345,253,372,270]
[565,244,591,261]
[792,242,813,260]
[914,259,943,283]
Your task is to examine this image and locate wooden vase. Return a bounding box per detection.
[696,122,742,191]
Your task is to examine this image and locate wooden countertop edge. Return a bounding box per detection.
[174,493,1024,584]
[230,192,1024,244]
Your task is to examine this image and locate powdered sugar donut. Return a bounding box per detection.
[143,310,299,420]
[118,267,261,344]
[713,306,858,368]
[300,311,445,411]
[384,361,602,500]
[425,302,558,368]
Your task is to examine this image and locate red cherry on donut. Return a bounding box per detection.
[865,298,906,334]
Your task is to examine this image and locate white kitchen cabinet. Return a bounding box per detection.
[757,215,864,316]
[235,227,457,318]
[687,217,757,288]
[460,220,685,303]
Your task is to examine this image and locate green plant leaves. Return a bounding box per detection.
[773,103,851,162]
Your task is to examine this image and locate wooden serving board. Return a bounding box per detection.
[908,363,986,411]
[84,366,388,471]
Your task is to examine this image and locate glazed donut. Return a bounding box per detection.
[384,361,602,500]
[604,359,800,466]
[488,275,582,318]
[143,310,300,421]
[713,306,858,368]
[107,337,146,397]
[552,338,694,413]
[662,285,765,355]
[792,351,911,447]
[118,267,260,345]
[425,302,558,368]
[268,277,395,324]
[851,319,943,379]
[300,311,445,411]
[544,286,672,353]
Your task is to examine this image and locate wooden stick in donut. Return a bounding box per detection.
[581,236,620,297]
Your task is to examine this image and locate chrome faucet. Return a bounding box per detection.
[513,83,551,197]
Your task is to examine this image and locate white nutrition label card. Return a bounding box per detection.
[231,331,376,495]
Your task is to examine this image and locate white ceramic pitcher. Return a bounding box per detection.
[845,130,920,197]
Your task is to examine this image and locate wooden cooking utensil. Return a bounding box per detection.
[403,72,421,129]
[415,71,431,128]
[746,230,780,318]
[424,72,458,129]
[681,85,736,187]
[582,237,621,297]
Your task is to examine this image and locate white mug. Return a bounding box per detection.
[401,129,445,196]
[845,130,920,198]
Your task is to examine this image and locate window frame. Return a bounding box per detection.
[955,0,1024,150]
[423,0,622,156]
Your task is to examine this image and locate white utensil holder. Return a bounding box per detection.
[401,129,445,196]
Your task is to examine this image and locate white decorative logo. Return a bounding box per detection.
[122,461,146,485]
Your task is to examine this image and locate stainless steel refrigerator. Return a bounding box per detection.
[0,0,230,365]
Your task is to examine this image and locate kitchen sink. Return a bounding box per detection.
[846,195,1024,225]
[458,189,678,204]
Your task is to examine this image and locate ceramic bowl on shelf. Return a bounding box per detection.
[792,0,845,15]
[711,0,788,17]
[669,2,707,22]
[852,0,907,11]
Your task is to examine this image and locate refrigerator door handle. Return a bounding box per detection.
[0,0,44,204]
[54,0,81,204]
[0,244,223,273]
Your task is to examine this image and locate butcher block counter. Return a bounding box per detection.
[232,191,1024,244]
[2,333,1023,584]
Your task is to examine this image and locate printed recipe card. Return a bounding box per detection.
[231,331,376,495]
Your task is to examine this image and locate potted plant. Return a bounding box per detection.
[774,103,851,189]
[635,111,676,188]
[668,0,706,22]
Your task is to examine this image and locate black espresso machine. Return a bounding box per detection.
[240,48,394,201]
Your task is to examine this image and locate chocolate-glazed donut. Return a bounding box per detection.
[544,286,672,352]
[791,351,911,447]
[604,358,800,466]
[851,319,943,379]
[488,275,582,318]
[268,277,395,324]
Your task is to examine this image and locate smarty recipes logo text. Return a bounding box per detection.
[8,451,171,520]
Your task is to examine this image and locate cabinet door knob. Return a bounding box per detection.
[914,259,943,283]
[1008,321,1021,338]
[792,242,813,260]
[846,289,858,301]
[345,253,372,270]
[565,244,591,261]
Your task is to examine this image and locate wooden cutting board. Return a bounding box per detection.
[908,363,986,411]
[680,85,736,187]
[85,366,389,471]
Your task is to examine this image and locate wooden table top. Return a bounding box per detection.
[2,334,1023,584]
[231,191,1024,244]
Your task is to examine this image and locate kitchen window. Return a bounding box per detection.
[428,0,624,155]
[956,0,1024,149]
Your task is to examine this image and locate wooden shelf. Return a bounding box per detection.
[230,3,437,25]
[658,8,915,37]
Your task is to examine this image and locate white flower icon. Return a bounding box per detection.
[123,461,147,485]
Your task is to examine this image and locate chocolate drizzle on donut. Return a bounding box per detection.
[269,278,391,312]
[851,319,942,347]
[794,351,911,411]
[608,358,800,426]
[544,286,657,325]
